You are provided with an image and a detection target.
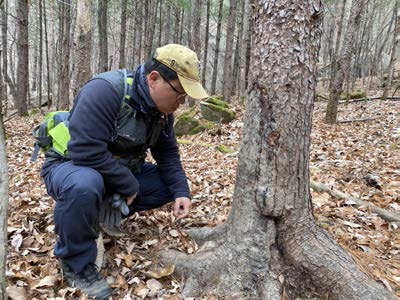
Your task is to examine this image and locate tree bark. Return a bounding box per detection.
[232,0,245,97]
[222,0,237,102]
[16,0,29,116]
[98,0,109,72]
[43,0,52,109]
[58,0,71,110]
[0,112,8,300]
[74,0,93,96]
[325,0,366,124]
[135,0,143,66]
[210,0,224,95]
[193,0,203,57]
[160,1,397,299]
[382,0,400,100]
[202,0,210,88]
[38,0,43,108]
[118,0,128,69]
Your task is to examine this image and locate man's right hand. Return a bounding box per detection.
[126,193,137,206]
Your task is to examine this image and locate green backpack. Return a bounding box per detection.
[31,69,135,162]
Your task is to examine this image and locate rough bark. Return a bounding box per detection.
[118,0,128,69]
[222,0,237,102]
[135,0,143,66]
[232,0,245,97]
[74,0,93,97]
[163,0,172,45]
[98,0,109,72]
[38,0,43,107]
[193,0,203,57]
[202,0,210,88]
[160,1,397,299]
[244,0,252,91]
[382,0,400,100]
[0,113,8,300]
[16,0,28,116]
[43,0,52,109]
[58,0,71,110]
[325,0,366,124]
[210,0,224,94]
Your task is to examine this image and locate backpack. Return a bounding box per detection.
[31,69,135,162]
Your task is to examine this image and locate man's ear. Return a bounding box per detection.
[147,71,160,86]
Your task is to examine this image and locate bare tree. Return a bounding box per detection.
[58,0,71,110]
[160,1,397,299]
[118,0,128,69]
[202,0,210,88]
[325,0,366,124]
[222,0,237,102]
[43,0,52,108]
[0,112,8,299]
[382,0,400,100]
[16,0,28,116]
[98,0,109,72]
[210,0,224,94]
[74,0,93,96]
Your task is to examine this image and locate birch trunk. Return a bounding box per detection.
[161,1,397,299]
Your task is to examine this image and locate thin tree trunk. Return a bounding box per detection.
[0,112,8,300]
[43,0,52,109]
[325,0,366,124]
[146,0,158,58]
[382,0,400,100]
[244,1,252,91]
[38,0,43,108]
[179,8,184,44]
[222,0,237,102]
[193,0,203,56]
[232,0,245,97]
[211,0,224,95]
[161,2,397,299]
[16,0,29,116]
[58,0,71,110]
[98,0,109,72]
[163,0,171,45]
[186,2,193,49]
[202,0,210,88]
[119,0,128,69]
[173,3,180,43]
[135,0,143,65]
[74,0,93,96]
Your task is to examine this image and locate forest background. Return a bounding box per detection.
[0,0,399,299]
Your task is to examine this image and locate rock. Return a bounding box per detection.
[174,114,214,136]
[340,90,366,100]
[200,101,235,123]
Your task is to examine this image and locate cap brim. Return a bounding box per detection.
[178,75,209,99]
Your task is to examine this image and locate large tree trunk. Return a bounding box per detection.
[74,0,93,96]
[210,0,224,95]
[161,1,397,299]
[16,0,28,116]
[382,0,400,100]
[0,113,8,299]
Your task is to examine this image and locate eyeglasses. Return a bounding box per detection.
[159,73,187,99]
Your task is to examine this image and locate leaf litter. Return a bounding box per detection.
[4,99,399,298]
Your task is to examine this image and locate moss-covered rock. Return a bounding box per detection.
[174,114,214,136]
[216,145,236,154]
[200,101,235,123]
[29,108,41,116]
[205,95,229,108]
[340,90,366,100]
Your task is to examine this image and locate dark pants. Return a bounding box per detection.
[43,161,173,273]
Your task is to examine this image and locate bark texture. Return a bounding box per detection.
[98,0,109,72]
[0,113,8,299]
[16,0,28,115]
[325,0,365,124]
[161,1,397,299]
[74,0,93,96]
[210,0,224,94]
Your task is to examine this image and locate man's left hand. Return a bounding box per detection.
[173,197,191,218]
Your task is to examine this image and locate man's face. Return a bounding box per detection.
[147,71,187,115]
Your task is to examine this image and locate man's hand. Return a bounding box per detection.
[173,197,191,218]
[126,193,137,206]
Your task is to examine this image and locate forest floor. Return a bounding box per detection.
[4,98,400,299]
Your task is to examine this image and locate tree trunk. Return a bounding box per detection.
[43,0,52,109]
[325,0,366,124]
[222,0,237,102]
[118,0,128,69]
[202,0,210,88]
[210,0,224,95]
[135,0,143,66]
[146,0,158,58]
[173,3,180,43]
[38,0,43,108]
[74,0,93,96]
[382,0,400,100]
[193,0,203,57]
[0,112,8,300]
[16,0,28,116]
[163,0,171,45]
[232,0,245,97]
[98,0,109,72]
[58,0,71,110]
[160,1,397,299]
[244,0,252,91]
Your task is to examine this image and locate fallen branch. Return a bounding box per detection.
[338,96,400,104]
[310,180,400,223]
[338,117,380,123]
[177,139,237,154]
[4,111,18,123]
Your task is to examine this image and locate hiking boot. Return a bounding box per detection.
[60,260,112,299]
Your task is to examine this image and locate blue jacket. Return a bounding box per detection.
[42,65,191,200]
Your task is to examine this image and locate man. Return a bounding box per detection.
[41,44,208,299]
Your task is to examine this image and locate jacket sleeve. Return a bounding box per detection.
[67,79,139,197]
[150,114,191,200]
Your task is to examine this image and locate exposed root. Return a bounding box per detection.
[185,223,227,247]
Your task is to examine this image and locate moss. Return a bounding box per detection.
[29,108,41,116]
[216,145,236,153]
[177,139,212,147]
[341,90,366,100]
[206,96,229,108]
[200,102,235,123]
[174,116,200,136]
[178,105,196,119]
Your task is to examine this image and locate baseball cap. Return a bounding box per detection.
[153,44,208,99]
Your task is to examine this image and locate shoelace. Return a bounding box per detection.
[77,264,101,284]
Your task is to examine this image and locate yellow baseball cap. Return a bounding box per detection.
[154,44,208,99]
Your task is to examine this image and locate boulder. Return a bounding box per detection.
[174,114,213,136]
[200,97,235,123]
